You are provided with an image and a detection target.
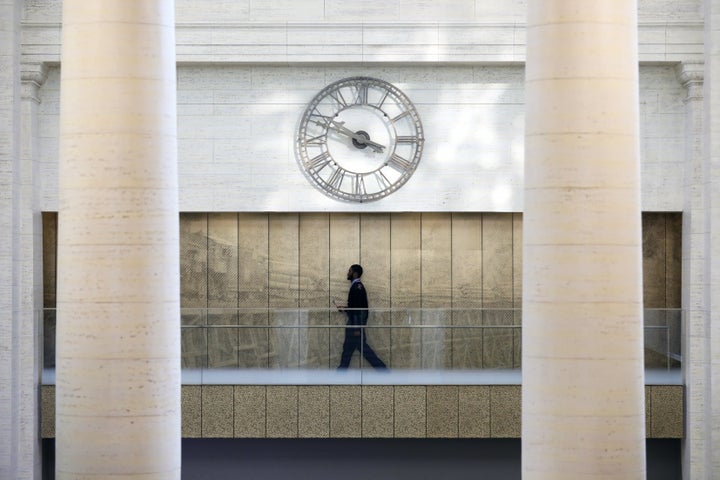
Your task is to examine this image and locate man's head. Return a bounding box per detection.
[347,264,363,280]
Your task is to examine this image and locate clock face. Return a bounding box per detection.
[296,77,424,202]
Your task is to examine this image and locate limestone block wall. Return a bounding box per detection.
[23,0,700,213]
[35,64,686,212]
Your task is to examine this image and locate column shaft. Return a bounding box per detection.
[522,2,646,478]
[704,0,720,476]
[0,0,22,478]
[56,2,180,478]
[677,62,710,479]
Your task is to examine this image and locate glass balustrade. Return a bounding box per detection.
[40,308,682,385]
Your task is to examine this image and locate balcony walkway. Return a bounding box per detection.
[41,367,681,386]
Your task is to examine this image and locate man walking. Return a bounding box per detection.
[337,264,387,369]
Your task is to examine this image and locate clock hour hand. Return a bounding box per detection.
[328,120,385,153]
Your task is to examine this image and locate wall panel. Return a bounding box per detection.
[330,386,362,437]
[665,213,682,367]
[360,214,392,367]
[207,213,239,367]
[482,213,514,368]
[427,385,459,438]
[42,212,58,308]
[665,213,682,308]
[299,213,331,368]
[512,213,523,368]
[642,212,683,367]
[394,386,426,437]
[459,386,491,437]
[238,213,269,368]
[269,214,300,368]
[202,385,234,437]
[451,213,483,369]
[298,386,330,437]
[299,214,330,308]
[234,386,266,437]
[42,213,58,368]
[643,213,667,308]
[329,214,361,368]
[362,385,394,438]
[390,213,422,369]
[266,386,298,438]
[181,213,208,368]
[421,213,453,369]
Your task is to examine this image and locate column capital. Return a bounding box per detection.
[20,63,49,102]
[676,62,704,101]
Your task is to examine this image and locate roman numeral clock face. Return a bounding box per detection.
[296,77,424,202]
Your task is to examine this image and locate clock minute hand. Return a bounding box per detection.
[329,120,385,153]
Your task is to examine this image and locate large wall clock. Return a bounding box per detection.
[296,77,424,202]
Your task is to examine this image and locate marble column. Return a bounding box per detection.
[522,2,646,478]
[56,2,180,479]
